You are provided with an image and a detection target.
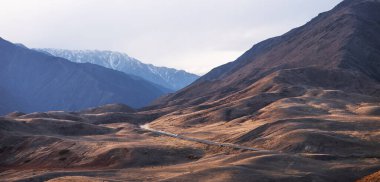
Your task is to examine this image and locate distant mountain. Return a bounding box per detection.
[0,37,170,115]
[35,49,199,91]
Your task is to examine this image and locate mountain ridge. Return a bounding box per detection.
[0,38,170,115]
[153,0,380,108]
[36,48,200,91]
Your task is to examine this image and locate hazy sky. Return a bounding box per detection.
[0,0,342,75]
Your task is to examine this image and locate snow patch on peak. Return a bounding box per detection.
[35,48,199,91]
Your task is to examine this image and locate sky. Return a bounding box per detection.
[0,0,342,75]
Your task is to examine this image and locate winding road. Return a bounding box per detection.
[140,124,268,152]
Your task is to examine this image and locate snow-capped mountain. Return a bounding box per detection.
[36,49,199,91]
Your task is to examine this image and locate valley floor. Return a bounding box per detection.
[1,89,380,182]
[1,105,380,182]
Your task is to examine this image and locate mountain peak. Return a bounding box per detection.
[36,48,199,91]
[155,0,380,107]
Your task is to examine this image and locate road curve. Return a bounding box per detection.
[140,124,269,152]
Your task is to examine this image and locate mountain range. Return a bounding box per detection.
[36,49,199,91]
[0,38,170,114]
[1,0,380,181]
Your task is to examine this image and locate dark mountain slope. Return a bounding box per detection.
[81,103,135,114]
[154,0,380,108]
[0,38,169,115]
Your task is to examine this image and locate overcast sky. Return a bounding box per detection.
[0,0,342,75]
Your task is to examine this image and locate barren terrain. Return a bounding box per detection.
[1,0,380,181]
